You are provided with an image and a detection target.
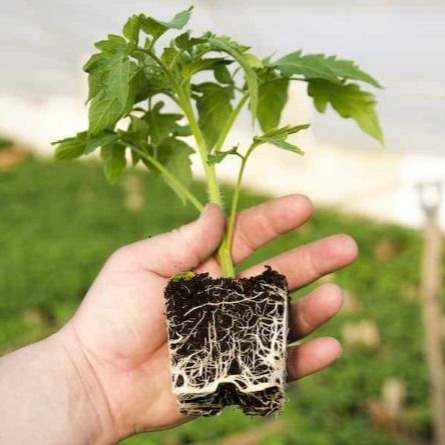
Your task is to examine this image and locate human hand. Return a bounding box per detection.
[58,194,358,442]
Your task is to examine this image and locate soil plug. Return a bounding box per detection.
[165,267,289,416]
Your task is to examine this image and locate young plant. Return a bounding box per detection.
[53,7,383,416]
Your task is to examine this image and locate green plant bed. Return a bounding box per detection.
[0,157,440,443]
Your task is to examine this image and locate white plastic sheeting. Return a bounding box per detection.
[1,0,444,229]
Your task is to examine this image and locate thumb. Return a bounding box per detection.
[115,204,226,277]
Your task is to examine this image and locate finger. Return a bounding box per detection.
[195,194,312,276]
[108,204,225,277]
[286,337,342,382]
[231,194,312,263]
[289,283,343,341]
[239,234,358,290]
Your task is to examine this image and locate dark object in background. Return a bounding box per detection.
[0,137,13,150]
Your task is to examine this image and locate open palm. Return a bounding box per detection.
[62,195,357,441]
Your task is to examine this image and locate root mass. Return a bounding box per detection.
[164,266,289,416]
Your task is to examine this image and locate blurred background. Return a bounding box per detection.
[1,0,444,444]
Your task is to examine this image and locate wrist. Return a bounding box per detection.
[0,330,117,445]
[55,325,119,444]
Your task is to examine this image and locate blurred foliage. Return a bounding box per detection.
[0,136,13,150]
[0,157,443,444]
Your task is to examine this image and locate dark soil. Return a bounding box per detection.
[164,266,290,417]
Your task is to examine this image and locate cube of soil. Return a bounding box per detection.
[164,266,289,416]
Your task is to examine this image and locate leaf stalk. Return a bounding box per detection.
[121,141,204,212]
[219,143,257,270]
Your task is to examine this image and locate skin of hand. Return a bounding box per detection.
[0,195,358,445]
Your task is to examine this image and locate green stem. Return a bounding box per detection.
[176,89,222,206]
[214,92,249,152]
[140,48,220,203]
[219,142,258,276]
[139,47,236,277]
[218,156,246,274]
[139,48,178,88]
[176,89,236,277]
[122,142,204,212]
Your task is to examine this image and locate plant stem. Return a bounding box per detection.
[140,48,221,204]
[141,47,236,277]
[219,143,258,275]
[176,89,236,277]
[210,93,251,277]
[176,89,222,206]
[214,92,249,152]
[121,142,204,212]
[139,48,178,88]
[218,157,246,274]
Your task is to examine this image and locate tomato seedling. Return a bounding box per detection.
[53,7,382,416]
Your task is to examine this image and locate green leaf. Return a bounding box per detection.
[94,34,127,54]
[276,51,382,88]
[325,56,382,88]
[213,63,233,85]
[139,16,166,40]
[171,271,196,281]
[308,80,383,143]
[206,145,239,165]
[83,52,110,74]
[139,7,193,41]
[84,51,137,106]
[254,124,309,155]
[261,124,310,139]
[108,53,132,106]
[133,62,172,102]
[211,35,251,53]
[145,102,190,145]
[130,149,140,167]
[85,132,119,154]
[127,116,150,142]
[87,69,108,103]
[163,7,193,30]
[123,15,140,43]
[53,133,87,160]
[208,37,259,122]
[100,142,126,183]
[83,54,112,102]
[193,82,233,149]
[123,116,151,165]
[182,58,231,80]
[161,46,179,66]
[83,54,100,73]
[257,77,289,131]
[175,31,207,50]
[88,90,130,135]
[257,137,305,155]
[156,137,194,204]
[175,32,192,50]
[86,54,137,133]
[244,53,263,68]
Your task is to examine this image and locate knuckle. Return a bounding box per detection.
[235,221,255,256]
[303,245,321,280]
